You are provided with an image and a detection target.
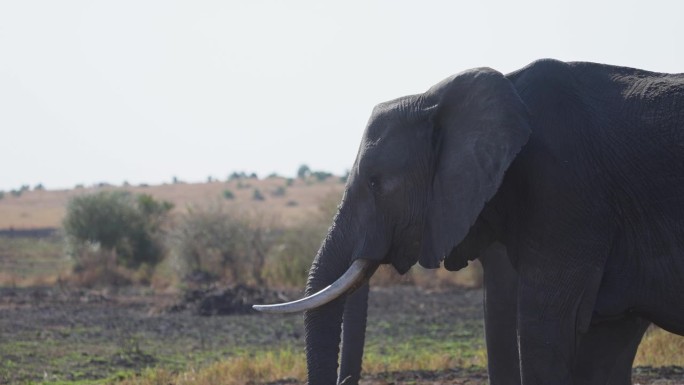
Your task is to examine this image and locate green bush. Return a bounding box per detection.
[223,189,235,200]
[63,191,173,269]
[253,188,265,201]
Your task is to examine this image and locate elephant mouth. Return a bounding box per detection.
[391,259,413,275]
[387,238,422,275]
[252,259,378,314]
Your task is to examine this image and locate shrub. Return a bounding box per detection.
[263,222,325,287]
[271,186,286,197]
[253,188,265,201]
[263,191,341,287]
[0,191,4,200]
[311,171,332,182]
[223,189,235,200]
[65,243,133,287]
[168,204,275,286]
[228,171,246,181]
[63,191,173,269]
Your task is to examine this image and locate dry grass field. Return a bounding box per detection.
[1,176,683,384]
[0,177,345,230]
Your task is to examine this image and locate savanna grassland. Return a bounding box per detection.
[1,176,683,385]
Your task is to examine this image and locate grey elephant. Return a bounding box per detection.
[255,59,684,384]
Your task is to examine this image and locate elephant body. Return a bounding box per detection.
[258,59,684,385]
[497,60,684,332]
[454,60,684,383]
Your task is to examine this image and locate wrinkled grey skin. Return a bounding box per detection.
[478,243,650,385]
[304,59,684,385]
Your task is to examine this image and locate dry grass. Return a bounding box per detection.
[113,343,487,385]
[635,326,684,366]
[0,177,345,229]
[0,237,70,287]
[116,348,306,385]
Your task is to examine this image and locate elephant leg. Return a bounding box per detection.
[573,316,650,385]
[338,282,370,385]
[517,279,582,385]
[480,243,521,385]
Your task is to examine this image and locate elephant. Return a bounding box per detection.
[255,59,684,385]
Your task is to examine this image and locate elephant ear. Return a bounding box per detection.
[419,68,530,269]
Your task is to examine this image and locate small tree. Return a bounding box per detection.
[311,171,332,182]
[297,164,311,179]
[63,191,173,269]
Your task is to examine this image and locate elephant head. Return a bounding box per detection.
[255,68,530,384]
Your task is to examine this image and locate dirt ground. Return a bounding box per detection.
[1,285,683,385]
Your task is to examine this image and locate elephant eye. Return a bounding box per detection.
[368,177,381,193]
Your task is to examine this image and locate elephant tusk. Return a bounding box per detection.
[252,259,376,314]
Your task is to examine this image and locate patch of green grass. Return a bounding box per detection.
[362,323,486,374]
[105,327,486,385]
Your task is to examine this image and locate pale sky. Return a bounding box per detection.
[1,0,682,191]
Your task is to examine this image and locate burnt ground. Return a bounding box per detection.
[0,285,682,384]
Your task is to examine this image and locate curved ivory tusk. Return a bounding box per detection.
[252,259,376,314]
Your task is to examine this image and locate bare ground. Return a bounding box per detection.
[0,285,682,384]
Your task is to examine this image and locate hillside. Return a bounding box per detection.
[0,177,345,230]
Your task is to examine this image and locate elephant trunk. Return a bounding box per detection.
[303,222,352,384]
[303,204,378,385]
[253,200,377,384]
